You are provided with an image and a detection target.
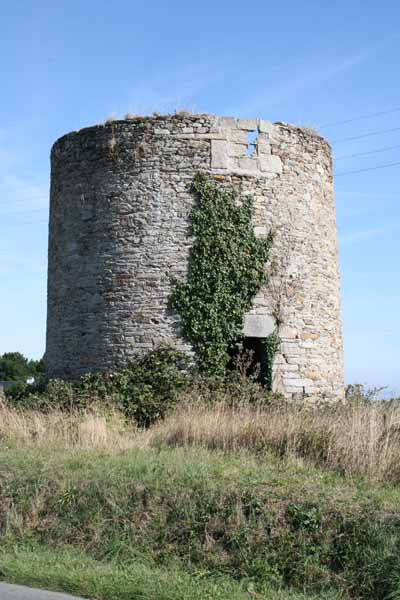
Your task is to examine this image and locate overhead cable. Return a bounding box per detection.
[320,106,400,128]
[335,161,400,176]
[334,143,400,160]
[331,126,400,144]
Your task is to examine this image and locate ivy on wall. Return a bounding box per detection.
[264,332,281,391]
[170,173,274,378]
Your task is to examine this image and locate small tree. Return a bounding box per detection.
[0,352,44,381]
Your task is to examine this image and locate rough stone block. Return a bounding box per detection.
[258,142,271,155]
[257,132,272,151]
[302,331,320,340]
[283,378,313,388]
[254,226,269,237]
[305,369,320,380]
[211,140,229,169]
[259,120,275,134]
[154,128,170,135]
[259,155,283,174]
[228,129,248,144]
[218,116,237,128]
[238,118,258,131]
[238,157,259,171]
[228,143,248,158]
[243,313,275,337]
[279,325,297,339]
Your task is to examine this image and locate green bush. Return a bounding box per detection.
[5,378,72,409]
[6,346,279,426]
[190,369,280,409]
[6,347,191,427]
[85,346,191,426]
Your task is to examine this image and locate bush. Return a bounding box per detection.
[83,346,192,427]
[6,347,192,427]
[5,377,73,410]
[6,346,280,427]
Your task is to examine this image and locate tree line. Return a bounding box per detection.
[0,352,44,382]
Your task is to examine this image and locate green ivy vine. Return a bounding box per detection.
[264,332,281,391]
[170,173,274,378]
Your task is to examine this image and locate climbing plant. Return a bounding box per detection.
[170,172,273,377]
[264,332,281,391]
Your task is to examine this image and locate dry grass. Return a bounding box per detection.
[0,402,140,451]
[148,395,400,482]
[2,395,400,481]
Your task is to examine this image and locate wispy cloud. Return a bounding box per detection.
[0,127,49,221]
[229,39,392,117]
[0,172,48,216]
[340,223,400,244]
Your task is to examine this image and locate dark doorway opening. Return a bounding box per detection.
[228,337,269,387]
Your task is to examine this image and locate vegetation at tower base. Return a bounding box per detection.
[263,332,281,391]
[170,173,274,378]
[6,347,191,427]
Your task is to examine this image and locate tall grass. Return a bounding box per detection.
[2,393,400,599]
[2,393,400,482]
[0,401,138,450]
[148,395,400,482]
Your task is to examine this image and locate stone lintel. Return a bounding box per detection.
[238,118,258,131]
[243,314,275,338]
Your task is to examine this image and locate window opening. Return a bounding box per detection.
[247,130,258,157]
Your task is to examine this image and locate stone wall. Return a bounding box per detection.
[46,113,344,401]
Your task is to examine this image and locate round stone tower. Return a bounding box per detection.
[46,113,344,401]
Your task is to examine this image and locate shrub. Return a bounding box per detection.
[6,347,192,427]
[89,346,192,427]
[6,346,281,427]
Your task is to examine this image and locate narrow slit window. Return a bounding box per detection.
[247,130,258,157]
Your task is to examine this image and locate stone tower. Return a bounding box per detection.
[46,113,344,401]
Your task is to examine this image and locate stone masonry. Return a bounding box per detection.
[46,113,344,401]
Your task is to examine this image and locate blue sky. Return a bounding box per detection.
[0,0,399,393]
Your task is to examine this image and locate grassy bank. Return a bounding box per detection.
[2,394,400,481]
[1,401,400,599]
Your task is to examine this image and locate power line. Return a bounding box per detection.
[332,126,400,144]
[320,106,400,129]
[334,143,400,160]
[335,160,400,177]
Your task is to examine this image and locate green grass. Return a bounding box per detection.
[0,544,339,600]
[1,441,400,599]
